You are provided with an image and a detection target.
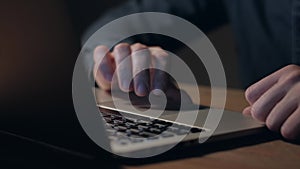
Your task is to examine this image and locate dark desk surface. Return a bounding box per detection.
[125,84,300,169]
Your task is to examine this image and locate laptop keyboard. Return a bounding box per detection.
[100,110,204,145]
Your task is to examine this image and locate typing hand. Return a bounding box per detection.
[93,43,193,108]
[243,65,300,140]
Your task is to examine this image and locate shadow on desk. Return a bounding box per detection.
[120,131,283,166]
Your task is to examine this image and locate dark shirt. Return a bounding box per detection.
[83,0,300,88]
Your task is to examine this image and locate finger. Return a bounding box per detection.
[265,93,298,132]
[251,82,287,122]
[149,46,169,95]
[242,106,252,116]
[113,43,133,92]
[280,107,300,140]
[131,43,151,96]
[93,45,114,90]
[245,65,296,105]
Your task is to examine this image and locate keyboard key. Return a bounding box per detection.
[137,125,149,131]
[103,117,113,123]
[124,117,137,123]
[111,115,123,120]
[138,120,152,126]
[139,131,156,138]
[154,123,167,129]
[125,122,136,128]
[113,120,124,125]
[114,126,127,132]
[102,114,111,117]
[129,128,140,134]
[154,120,172,126]
[149,128,162,134]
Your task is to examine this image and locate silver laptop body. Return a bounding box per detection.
[94,88,265,158]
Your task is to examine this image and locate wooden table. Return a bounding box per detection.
[125,84,300,169]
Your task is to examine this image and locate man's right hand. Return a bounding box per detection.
[93,42,193,107]
[93,42,170,96]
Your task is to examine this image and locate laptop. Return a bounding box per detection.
[92,85,266,158]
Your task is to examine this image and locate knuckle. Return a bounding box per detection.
[150,46,169,58]
[131,43,147,51]
[94,45,109,54]
[285,64,299,71]
[251,104,265,122]
[93,45,109,60]
[245,86,254,103]
[279,70,300,85]
[114,43,131,62]
[114,43,130,51]
[150,46,163,50]
[286,89,300,105]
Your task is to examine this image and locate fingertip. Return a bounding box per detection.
[95,75,111,91]
[281,125,296,140]
[152,69,169,96]
[94,45,109,62]
[242,106,252,116]
[135,83,148,97]
[114,43,131,58]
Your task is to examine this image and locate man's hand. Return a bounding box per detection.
[243,65,300,140]
[93,43,170,96]
[93,43,193,108]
